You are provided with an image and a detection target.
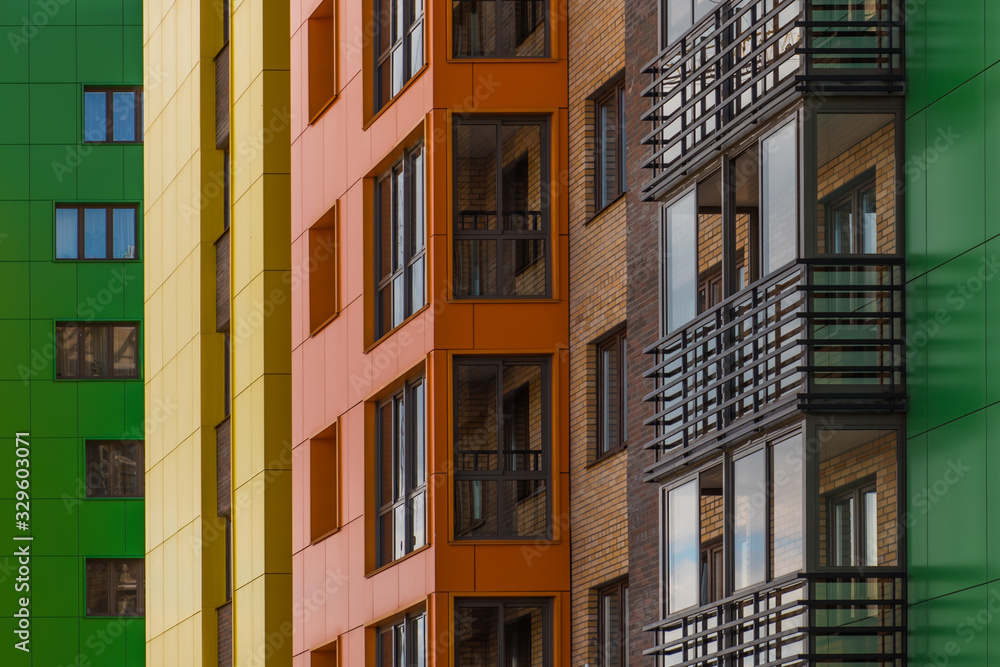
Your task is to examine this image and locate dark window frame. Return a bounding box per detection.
[376,609,427,667]
[659,0,718,50]
[375,376,427,568]
[454,597,553,667]
[55,322,141,380]
[452,0,551,58]
[597,579,629,667]
[376,140,427,340]
[55,203,140,261]
[820,169,878,255]
[659,428,805,617]
[453,357,551,541]
[825,476,878,568]
[596,329,628,461]
[374,0,425,112]
[85,558,145,617]
[452,115,551,299]
[85,440,145,498]
[83,86,144,143]
[595,81,626,212]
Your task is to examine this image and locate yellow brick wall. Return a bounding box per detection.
[567,0,627,662]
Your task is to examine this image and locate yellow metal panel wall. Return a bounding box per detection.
[146,0,291,663]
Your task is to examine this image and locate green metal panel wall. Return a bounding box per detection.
[0,0,145,664]
[907,1,1000,664]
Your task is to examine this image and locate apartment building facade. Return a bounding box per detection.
[0,1,145,665]
[625,0,908,664]
[290,0,579,664]
[143,0,291,664]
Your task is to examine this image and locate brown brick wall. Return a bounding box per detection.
[624,0,666,659]
[567,0,628,663]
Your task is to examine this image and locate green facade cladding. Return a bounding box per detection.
[0,0,145,665]
[907,0,1000,665]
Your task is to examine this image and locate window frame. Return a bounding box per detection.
[85,558,145,617]
[83,86,144,143]
[454,597,553,667]
[597,579,629,667]
[374,0,425,112]
[375,140,427,340]
[451,0,550,59]
[375,609,427,667]
[55,322,141,380]
[452,115,552,300]
[596,329,628,461]
[658,112,801,336]
[825,478,878,568]
[453,356,552,541]
[375,376,428,568]
[658,427,806,618]
[55,203,140,261]
[84,440,145,498]
[595,81,627,212]
[820,169,879,255]
[659,0,717,50]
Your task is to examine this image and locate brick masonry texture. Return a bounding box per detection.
[625,0,662,660]
[567,0,628,662]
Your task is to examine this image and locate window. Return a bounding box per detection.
[55,205,138,260]
[452,0,548,58]
[377,610,427,667]
[454,358,549,540]
[660,0,717,48]
[824,176,878,254]
[598,581,629,667]
[596,82,626,211]
[761,120,798,274]
[85,441,144,498]
[376,377,427,567]
[455,599,551,667]
[376,141,426,339]
[661,434,804,614]
[307,0,336,121]
[375,0,424,111]
[56,322,139,379]
[816,114,896,255]
[818,429,898,568]
[828,482,877,567]
[661,118,796,334]
[453,116,549,298]
[85,559,144,616]
[84,87,143,142]
[597,330,627,459]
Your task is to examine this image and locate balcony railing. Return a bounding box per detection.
[643,258,904,477]
[640,0,903,198]
[646,572,906,666]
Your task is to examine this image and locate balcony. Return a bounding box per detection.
[643,257,904,478]
[640,0,904,198]
[647,572,906,666]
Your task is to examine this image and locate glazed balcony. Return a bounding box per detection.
[647,572,906,666]
[640,0,904,199]
[643,257,904,479]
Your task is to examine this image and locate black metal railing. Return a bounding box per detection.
[640,0,903,198]
[646,572,905,665]
[456,210,544,231]
[644,258,904,476]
